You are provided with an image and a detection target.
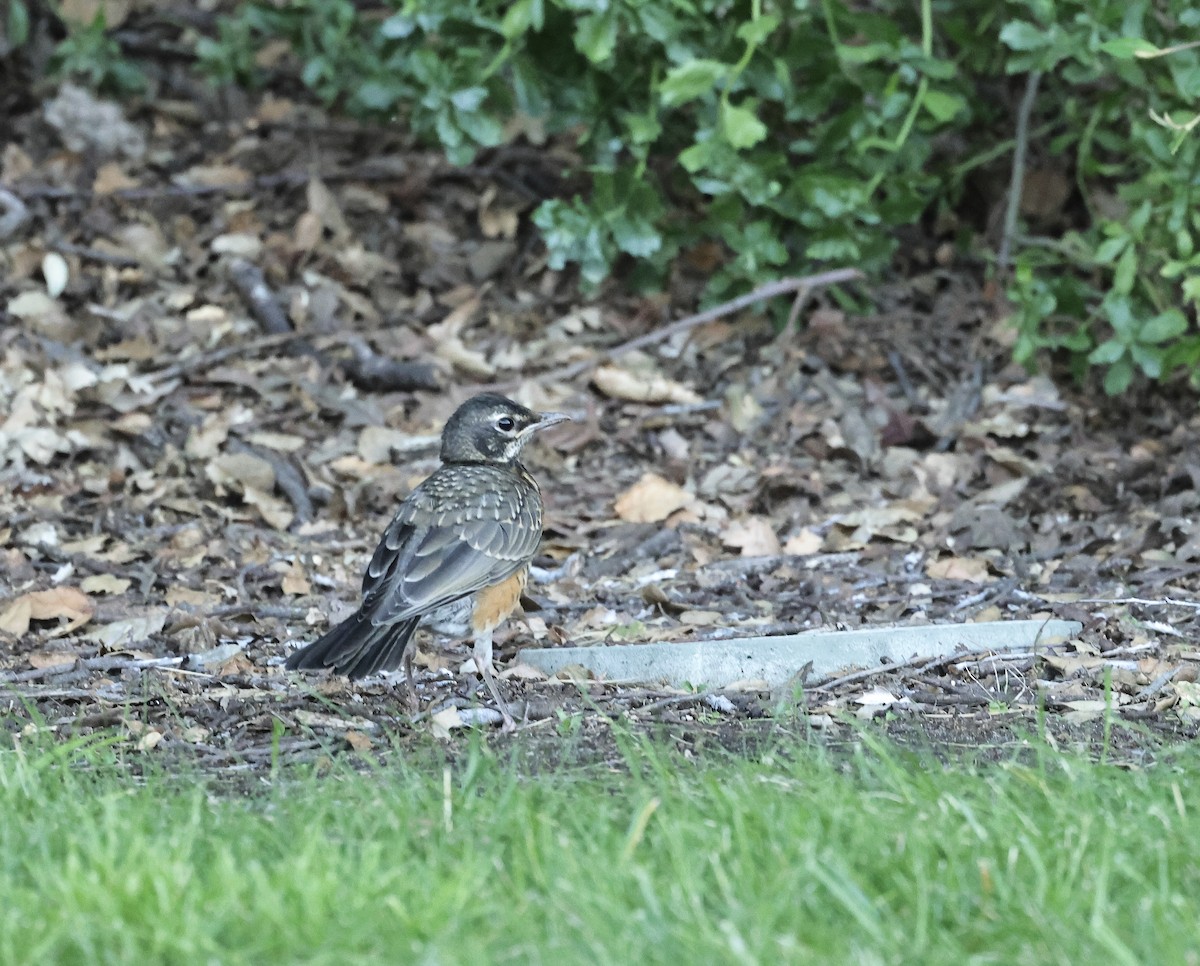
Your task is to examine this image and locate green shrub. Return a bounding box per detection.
[52,10,147,94]
[22,0,1200,392]
[1001,5,1200,393]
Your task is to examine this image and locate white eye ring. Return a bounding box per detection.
[497,415,516,432]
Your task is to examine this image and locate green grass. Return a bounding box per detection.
[1,730,1198,965]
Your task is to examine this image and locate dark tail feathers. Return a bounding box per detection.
[284,613,420,680]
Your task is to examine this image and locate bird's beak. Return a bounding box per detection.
[533,410,572,430]
[525,408,576,434]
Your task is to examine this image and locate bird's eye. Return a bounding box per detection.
[497,416,516,432]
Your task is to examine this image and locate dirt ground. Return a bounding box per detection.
[2,82,1199,776]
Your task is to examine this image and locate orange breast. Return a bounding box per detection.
[471,568,528,634]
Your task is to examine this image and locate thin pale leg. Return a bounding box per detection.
[401,641,418,714]
[473,630,515,730]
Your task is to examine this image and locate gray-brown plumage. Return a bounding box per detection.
[285,393,569,727]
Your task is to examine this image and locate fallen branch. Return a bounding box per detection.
[1075,596,1200,609]
[224,258,439,392]
[228,258,292,335]
[547,268,863,383]
[808,642,1049,693]
[997,70,1042,275]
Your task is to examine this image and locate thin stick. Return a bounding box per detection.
[997,71,1042,275]
[1074,596,1200,609]
[549,268,862,383]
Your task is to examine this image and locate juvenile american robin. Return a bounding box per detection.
[285,393,569,728]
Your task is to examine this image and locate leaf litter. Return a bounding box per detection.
[1,83,1199,776]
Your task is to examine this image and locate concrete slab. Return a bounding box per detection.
[517,619,1082,689]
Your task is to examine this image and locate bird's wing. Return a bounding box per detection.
[359,469,543,625]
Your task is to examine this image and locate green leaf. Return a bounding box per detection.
[611,214,662,257]
[1103,355,1135,395]
[450,86,488,112]
[455,107,505,147]
[1100,37,1159,60]
[720,101,768,150]
[355,80,400,112]
[7,0,29,47]
[501,0,543,39]
[736,14,780,47]
[379,14,416,39]
[1112,245,1137,295]
[659,59,727,107]
[1139,309,1188,344]
[679,139,716,173]
[1130,342,1164,378]
[575,11,617,64]
[998,21,1048,52]
[1088,339,1127,365]
[921,89,966,123]
[1093,236,1128,265]
[1103,296,1136,340]
[622,111,662,145]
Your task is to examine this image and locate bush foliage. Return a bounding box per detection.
[23,0,1200,391]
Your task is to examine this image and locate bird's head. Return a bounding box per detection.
[440,393,570,465]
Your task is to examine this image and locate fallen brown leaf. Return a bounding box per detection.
[925,556,993,584]
[591,364,702,404]
[0,587,95,636]
[614,473,692,523]
[722,516,782,557]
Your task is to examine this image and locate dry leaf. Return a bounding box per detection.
[85,611,167,649]
[281,560,311,596]
[244,486,294,531]
[614,473,692,523]
[0,587,94,635]
[591,364,702,404]
[925,556,993,584]
[783,530,823,555]
[137,730,164,752]
[344,730,373,752]
[856,687,901,706]
[430,706,464,739]
[722,516,782,557]
[206,452,275,492]
[80,573,132,595]
[93,161,138,194]
[27,650,77,670]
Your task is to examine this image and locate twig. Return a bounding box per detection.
[1075,596,1200,609]
[228,258,292,335]
[230,438,313,524]
[149,330,312,382]
[809,642,1046,693]
[0,186,30,240]
[0,655,184,684]
[808,651,938,692]
[887,350,921,406]
[200,603,313,620]
[341,334,440,392]
[547,269,862,383]
[224,259,439,392]
[50,241,143,269]
[1135,667,1180,700]
[997,70,1042,275]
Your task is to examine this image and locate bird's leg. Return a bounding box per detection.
[401,641,419,715]
[473,630,515,730]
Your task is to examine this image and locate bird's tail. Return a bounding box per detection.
[284,613,420,680]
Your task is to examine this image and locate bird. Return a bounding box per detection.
[285,392,569,728]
